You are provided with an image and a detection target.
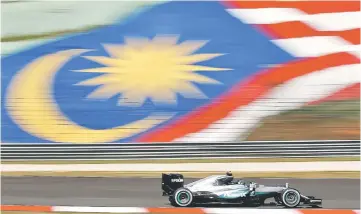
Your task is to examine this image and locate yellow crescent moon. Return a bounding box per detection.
[5,49,173,143]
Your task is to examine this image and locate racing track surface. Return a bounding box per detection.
[1,177,360,209]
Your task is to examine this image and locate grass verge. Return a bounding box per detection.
[246,100,360,141]
[2,156,359,165]
[1,25,105,42]
[2,171,359,179]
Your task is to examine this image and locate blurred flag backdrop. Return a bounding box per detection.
[1,1,359,144]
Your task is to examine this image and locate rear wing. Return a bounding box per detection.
[161,173,184,196]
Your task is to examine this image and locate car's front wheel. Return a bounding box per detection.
[281,188,301,208]
[172,188,193,207]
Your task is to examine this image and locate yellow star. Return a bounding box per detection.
[74,35,231,106]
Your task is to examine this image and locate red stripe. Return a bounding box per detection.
[257,22,360,45]
[308,83,360,105]
[223,1,360,14]
[136,53,360,142]
[0,205,52,212]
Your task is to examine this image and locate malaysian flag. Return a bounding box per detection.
[139,1,360,142]
[2,1,359,144]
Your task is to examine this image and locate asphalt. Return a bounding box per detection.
[1,176,360,209]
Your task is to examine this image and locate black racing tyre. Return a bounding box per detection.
[274,195,283,205]
[172,188,193,207]
[169,197,176,206]
[281,188,301,208]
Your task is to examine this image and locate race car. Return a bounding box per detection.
[161,172,322,208]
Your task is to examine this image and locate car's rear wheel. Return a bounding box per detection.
[172,188,193,207]
[281,188,301,208]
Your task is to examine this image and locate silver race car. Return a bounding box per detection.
[161,172,322,208]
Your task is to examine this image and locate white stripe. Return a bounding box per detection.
[305,11,361,31]
[175,63,359,143]
[204,208,301,214]
[227,8,306,24]
[53,206,147,213]
[272,36,360,58]
[1,161,360,172]
[227,8,360,31]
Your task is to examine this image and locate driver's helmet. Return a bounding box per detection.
[226,171,233,177]
[237,180,245,185]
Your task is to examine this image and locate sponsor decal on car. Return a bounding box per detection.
[218,190,249,199]
[171,178,184,183]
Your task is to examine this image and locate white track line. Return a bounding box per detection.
[2,161,359,172]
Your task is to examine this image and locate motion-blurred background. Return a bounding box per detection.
[1,1,360,212]
[1,0,359,144]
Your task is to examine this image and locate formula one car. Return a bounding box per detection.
[161,172,322,208]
